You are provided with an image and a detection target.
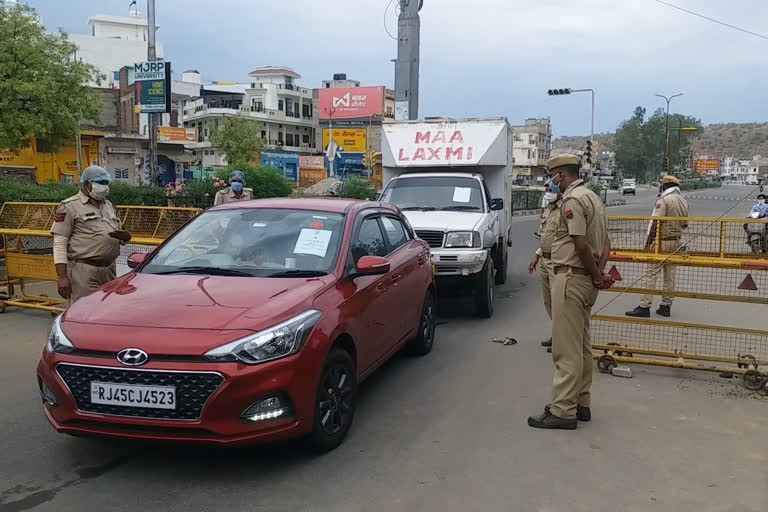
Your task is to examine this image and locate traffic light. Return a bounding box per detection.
[362,151,369,168]
[547,88,572,96]
[584,140,593,165]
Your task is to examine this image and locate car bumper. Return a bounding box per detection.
[430,248,488,276]
[36,349,323,445]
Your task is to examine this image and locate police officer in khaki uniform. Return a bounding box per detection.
[528,154,613,430]
[213,170,254,206]
[626,175,689,318]
[52,166,131,304]
[529,185,562,351]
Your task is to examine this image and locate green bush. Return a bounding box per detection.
[339,176,377,200]
[0,179,77,205]
[216,161,293,199]
[108,181,167,206]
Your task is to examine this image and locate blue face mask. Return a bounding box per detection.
[231,181,244,193]
[547,176,561,195]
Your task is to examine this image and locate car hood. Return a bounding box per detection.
[63,272,333,331]
[400,211,484,232]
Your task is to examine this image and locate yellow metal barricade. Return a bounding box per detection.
[0,202,201,315]
[593,214,768,392]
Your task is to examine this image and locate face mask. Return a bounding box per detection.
[544,192,558,202]
[759,199,765,205]
[89,182,110,201]
[547,176,561,195]
[231,181,244,193]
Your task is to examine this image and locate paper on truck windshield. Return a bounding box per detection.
[452,187,472,203]
[294,229,332,257]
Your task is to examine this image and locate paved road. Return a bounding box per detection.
[1,185,767,512]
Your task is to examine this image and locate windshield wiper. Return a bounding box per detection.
[151,266,255,277]
[266,270,328,278]
[400,206,437,211]
[440,205,482,211]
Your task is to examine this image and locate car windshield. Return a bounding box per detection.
[141,208,345,277]
[380,176,484,211]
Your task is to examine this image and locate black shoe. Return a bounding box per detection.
[546,404,591,422]
[541,337,552,347]
[625,306,650,318]
[656,305,671,317]
[528,409,577,430]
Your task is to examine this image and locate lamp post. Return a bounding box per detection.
[655,92,683,177]
[547,87,595,180]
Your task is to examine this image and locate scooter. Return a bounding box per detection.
[744,211,768,254]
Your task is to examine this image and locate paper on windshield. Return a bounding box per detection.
[452,187,472,203]
[294,229,333,257]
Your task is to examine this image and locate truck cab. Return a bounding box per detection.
[379,118,514,318]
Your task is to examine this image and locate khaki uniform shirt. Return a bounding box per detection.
[651,188,689,239]
[213,187,254,206]
[551,180,608,268]
[51,191,122,265]
[537,200,561,257]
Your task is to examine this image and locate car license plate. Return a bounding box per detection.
[90,382,176,410]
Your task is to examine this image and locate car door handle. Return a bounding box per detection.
[391,273,403,282]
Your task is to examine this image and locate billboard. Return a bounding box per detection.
[318,86,384,119]
[157,126,198,142]
[693,159,721,174]
[322,128,366,153]
[132,61,171,113]
[260,152,299,182]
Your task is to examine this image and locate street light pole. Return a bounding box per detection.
[147,0,158,185]
[655,92,682,177]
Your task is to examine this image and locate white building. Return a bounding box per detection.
[511,118,552,184]
[182,66,318,168]
[69,14,164,88]
[722,156,761,185]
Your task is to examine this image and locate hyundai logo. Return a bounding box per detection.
[117,348,149,366]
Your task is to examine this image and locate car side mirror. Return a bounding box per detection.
[350,255,390,279]
[490,198,504,211]
[127,252,148,269]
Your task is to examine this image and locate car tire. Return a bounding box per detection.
[475,258,495,318]
[407,290,436,356]
[306,348,357,453]
[494,245,507,285]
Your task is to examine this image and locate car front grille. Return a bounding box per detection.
[415,230,444,248]
[56,363,224,421]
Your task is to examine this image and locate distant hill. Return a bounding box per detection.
[553,122,768,160]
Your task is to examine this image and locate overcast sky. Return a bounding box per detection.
[26,0,768,136]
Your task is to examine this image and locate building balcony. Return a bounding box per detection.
[182,104,314,126]
[249,82,313,97]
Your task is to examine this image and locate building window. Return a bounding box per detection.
[303,134,310,144]
[286,134,294,146]
[278,132,283,144]
[261,130,266,139]
[278,99,284,111]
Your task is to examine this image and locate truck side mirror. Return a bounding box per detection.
[490,198,504,211]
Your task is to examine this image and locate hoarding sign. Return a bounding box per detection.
[693,159,720,174]
[382,121,508,167]
[322,128,366,153]
[260,152,299,182]
[319,86,384,119]
[133,61,171,113]
[157,126,198,142]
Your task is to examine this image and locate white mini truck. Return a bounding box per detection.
[379,118,514,318]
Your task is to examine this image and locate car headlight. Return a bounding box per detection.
[46,315,74,354]
[444,231,481,248]
[204,310,322,364]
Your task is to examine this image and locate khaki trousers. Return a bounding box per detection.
[539,257,553,319]
[550,271,598,419]
[640,239,680,308]
[68,261,116,304]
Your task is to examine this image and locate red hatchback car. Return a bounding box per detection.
[37,198,435,452]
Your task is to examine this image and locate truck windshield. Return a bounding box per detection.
[381,176,484,212]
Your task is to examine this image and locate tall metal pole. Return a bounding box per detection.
[655,93,682,177]
[147,0,158,185]
[75,129,82,179]
[394,0,422,120]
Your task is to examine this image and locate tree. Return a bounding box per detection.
[210,115,265,165]
[614,105,701,182]
[0,4,103,152]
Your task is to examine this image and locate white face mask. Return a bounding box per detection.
[544,192,558,202]
[759,199,766,205]
[89,182,110,201]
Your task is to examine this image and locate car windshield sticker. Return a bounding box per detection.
[452,187,472,203]
[294,229,333,257]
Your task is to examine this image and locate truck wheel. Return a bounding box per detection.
[475,258,495,318]
[494,246,507,285]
